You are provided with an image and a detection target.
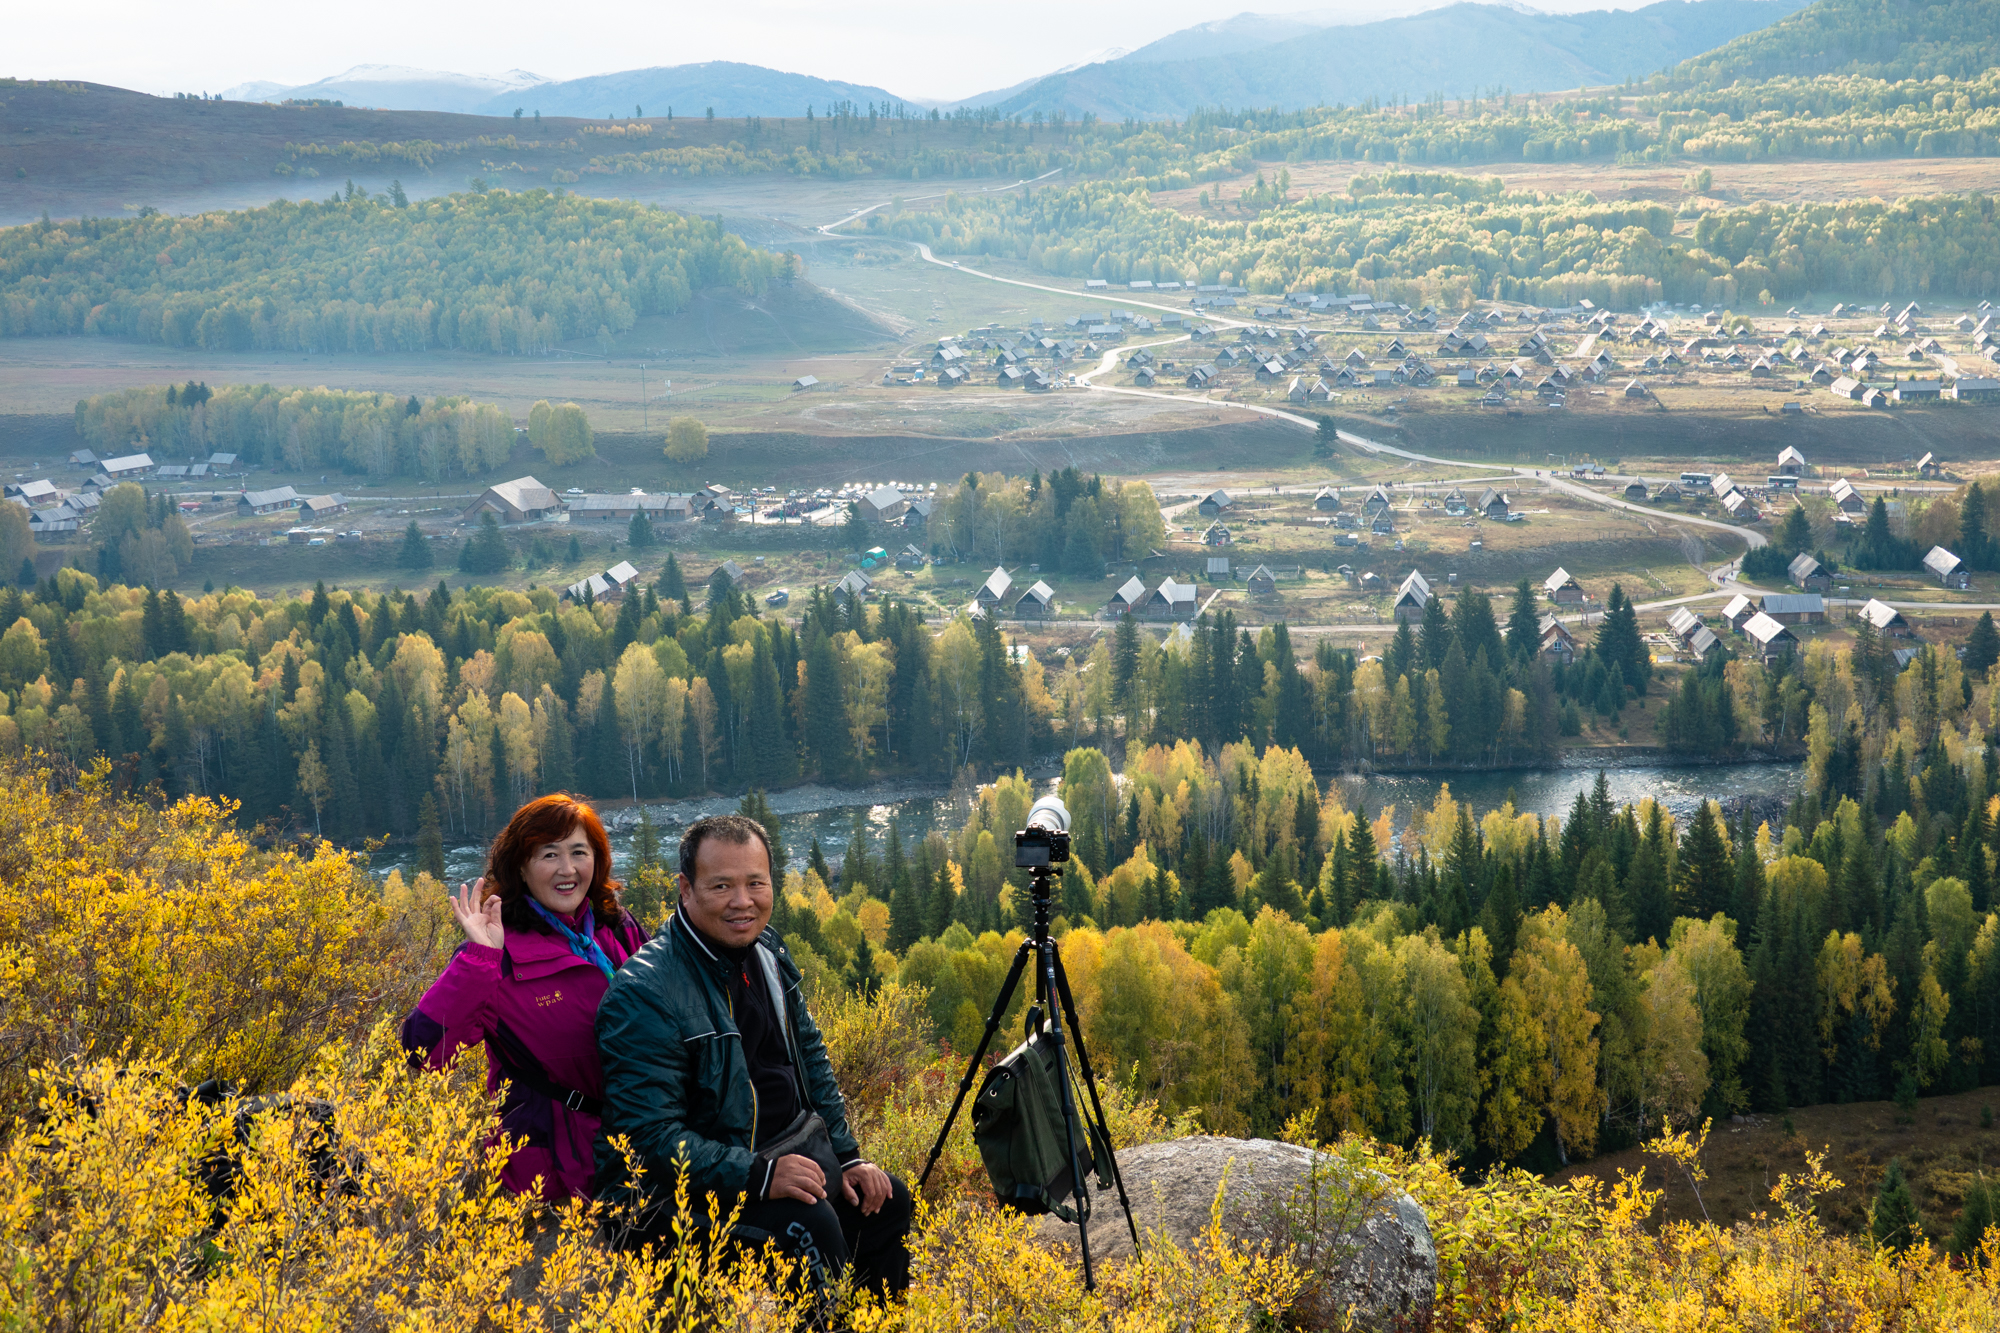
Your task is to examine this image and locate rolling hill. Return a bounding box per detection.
[1670,0,2000,84]
[975,0,1809,118]
[470,61,914,120]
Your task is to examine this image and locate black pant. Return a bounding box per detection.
[733,1172,913,1301]
[618,1173,914,1304]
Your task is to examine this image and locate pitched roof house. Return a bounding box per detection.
[1924,545,1969,588]
[1544,568,1584,604]
[1788,552,1831,591]
[1393,570,1431,623]
[1856,598,1911,637]
[1014,581,1058,620]
[1741,611,1798,661]
[1137,578,1198,621]
[975,566,1014,607]
[464,476,561,523]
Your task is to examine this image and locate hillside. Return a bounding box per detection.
[981,0,1808,118]
[1673,0,2000,84]
[471,61,915,120]
[0,189,797,351]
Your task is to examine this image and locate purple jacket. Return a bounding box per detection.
[401,907,648,1201]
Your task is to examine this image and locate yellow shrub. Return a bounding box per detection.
[1,1032,814,1332]
[0,757,441,1103]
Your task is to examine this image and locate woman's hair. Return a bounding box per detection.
[484,793,622,932]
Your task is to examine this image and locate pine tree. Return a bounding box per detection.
[847,932,881,998]
[808,838,832,887]
[460,512,511,574]
[398,521,434,570]
[1506,577,1538,662]
[1677,800,1735,920]
[1966,612,2000,677]
[1872,1159,1924,1252]
[1347,806,1379,912]
[628,510,654,549]
[1964,482,1993,569]
[1951,1172,1994,1257]
[417,793,446,881]
[888,875,924,952]
[660,552,689,607]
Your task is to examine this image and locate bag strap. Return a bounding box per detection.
[488,1019,603,1117]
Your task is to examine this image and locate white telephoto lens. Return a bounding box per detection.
[1026,795,1071,833]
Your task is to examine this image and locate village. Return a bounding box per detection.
[864,284,2000,426]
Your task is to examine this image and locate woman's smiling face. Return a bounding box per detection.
[524,827,594,917]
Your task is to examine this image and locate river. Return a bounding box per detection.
[369,760,1803,888]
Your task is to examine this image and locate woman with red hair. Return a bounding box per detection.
[401,793,649,1201]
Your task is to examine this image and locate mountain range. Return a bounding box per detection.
[970,0,1811,118]
[220,0,1817,122]
[221,64,547,114]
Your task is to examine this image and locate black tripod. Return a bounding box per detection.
[917,841,1139,1290]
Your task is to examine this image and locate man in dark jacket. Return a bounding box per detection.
[594,813,913,1298]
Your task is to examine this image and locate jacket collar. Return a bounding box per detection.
[506,919,610,981]
[671,911,737,980]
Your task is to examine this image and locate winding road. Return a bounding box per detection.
[807,210,1903,615]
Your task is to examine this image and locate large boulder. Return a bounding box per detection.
[1032,1135,1435,1329]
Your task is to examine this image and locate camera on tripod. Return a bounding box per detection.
[1014,795,1072,870]
[924,791,1138,1292]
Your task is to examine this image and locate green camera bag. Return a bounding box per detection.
[969,1022,1110,1223]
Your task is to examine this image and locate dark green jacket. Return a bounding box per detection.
[593,911,860,1207]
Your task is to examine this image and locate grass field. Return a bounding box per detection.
[1557,1085,2000,1245]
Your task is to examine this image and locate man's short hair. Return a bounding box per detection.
[679,813,776,885]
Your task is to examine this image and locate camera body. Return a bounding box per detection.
[1014,826,1072,869]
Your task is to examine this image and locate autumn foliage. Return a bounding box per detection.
[6,753,2000,1328]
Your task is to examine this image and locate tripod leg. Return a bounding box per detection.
[1038,937,1098,1291]
[917,940,1032,1192]
[1052,949,1143,1251]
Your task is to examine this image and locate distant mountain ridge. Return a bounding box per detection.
[222,64,547,114]
[217,0,1812,125]
[471,61,912,119]
[1671,0,2000,84]
[975,0,1811,118]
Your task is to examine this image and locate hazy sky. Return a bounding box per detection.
[16,0,1674,102]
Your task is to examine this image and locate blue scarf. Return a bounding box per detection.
[526,898,617,981]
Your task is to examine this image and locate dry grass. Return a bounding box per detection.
[1556,1085,2000,1245]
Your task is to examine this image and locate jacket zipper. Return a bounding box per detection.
[726,984,760,1152]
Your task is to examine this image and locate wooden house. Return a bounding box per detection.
[238,485,301,517]
[833,569,872,608]
[1137,578,1198,621]
[975,566,1014,609]
[1544,567,1585,605]
[300,494,348,522]
[1538,615,1578,664]
[1788,553,1832,591]
[1924,545,1970,588]
[464,476,561,524]
[1741,612,1798,662]
[1760,593,1826,625]
[1106,575,1146,616]
[1393,570,1431,624]
[1247,565,1277,598]
[1014,581,1058,620]
[1859,598,1913,637]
